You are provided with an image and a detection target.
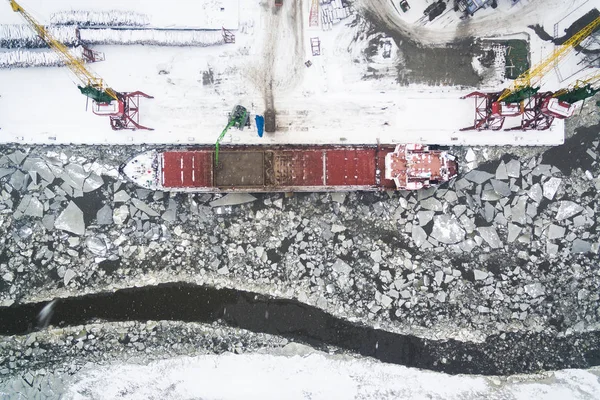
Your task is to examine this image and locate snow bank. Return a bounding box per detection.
[0,24,78,48]
[0,24,227,50]
[80,29,225,47]
[50,10,150,27]
[0,47,86,68]
[64,351,600,400]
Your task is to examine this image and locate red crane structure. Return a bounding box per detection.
[461,16,600,131]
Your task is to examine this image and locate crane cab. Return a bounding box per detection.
[541,97,576,119]
[92,100,124,117]
[491,101,523,117]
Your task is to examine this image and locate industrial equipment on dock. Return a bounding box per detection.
[8,0,154,131]
[461,16,600,131]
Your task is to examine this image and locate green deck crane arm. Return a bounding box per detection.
[215,120,236,165]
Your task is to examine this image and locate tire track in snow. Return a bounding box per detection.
[356,0,580,46]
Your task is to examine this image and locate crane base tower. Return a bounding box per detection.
[111,92,154,131]
[460,91,506,131]
[93,91,154,131]
[506,92,554,131]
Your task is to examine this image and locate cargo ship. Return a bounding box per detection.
[121,144,458,192]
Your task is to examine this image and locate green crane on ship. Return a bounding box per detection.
[215,105,249,165]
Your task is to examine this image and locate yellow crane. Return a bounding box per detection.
[8,0,153,130]
[498,15,600,102]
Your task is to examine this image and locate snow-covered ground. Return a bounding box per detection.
[49,350,600,399]
[4,0,599,146]
[0,0,240,29]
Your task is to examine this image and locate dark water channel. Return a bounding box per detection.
[0,282,599,376]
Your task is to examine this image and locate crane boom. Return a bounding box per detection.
[498,16,600,102]
[9,0,117,101]
[551,71,600,104]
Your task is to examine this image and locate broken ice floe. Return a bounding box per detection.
[477,226,502,249]
[430,215,465,244]
[209,193,257,207]
[505,159,520,178]
[542,177,561,200]
[54,201,85,235]
[555,201,583,221]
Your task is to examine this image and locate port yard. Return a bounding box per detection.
[1,0,590,146]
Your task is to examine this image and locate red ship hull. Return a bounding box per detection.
[122,144,458,192]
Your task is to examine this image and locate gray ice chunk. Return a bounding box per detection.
[24,196,43,218]
[491,179,511,197]
[420,197,443,212]
[527,183,543,204]
[547,224,565,240]
[86,237,107,256]
[555,201,583,221]
[511,197,527,225]
[63,269,76,286]
[9,170,29,191]
[331,192,347,204]
[131,198,159,217]
[113,205,129,225]
[411,226,429,247]
[332,258,352,275]
[22,158,55,183]
[507,223,521,243]
[531,164,552,177]
[571,239,592,253]
[161,209,177,222]
[7,150,26,165]
[464,170,494,184]
[474,269,488,281]
[96,204,113,225]
[42,214,55,230]
[54,201,85,235]
[209,193,257,207]
[63,164,87,191]
[543,177,561,200]
[417,210,435,226]
[495,161,508,180]
[524,283,545,298]
[83,172,104,193]
[505,159,521,178]
[114,190,131,203]
[430,215,465,244]
[481,189,501,201]
[477,226,502,248]
[484,202,495,222]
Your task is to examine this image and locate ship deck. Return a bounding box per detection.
[160,146,398,192]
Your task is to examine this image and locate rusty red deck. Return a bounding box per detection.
[161,146,397,190]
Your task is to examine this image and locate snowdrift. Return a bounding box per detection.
[0,24,78,48]
[50,10,150,27]
[80,28,225,47]
[0,46,86,68]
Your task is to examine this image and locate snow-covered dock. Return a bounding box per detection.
[0,0,594,146]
